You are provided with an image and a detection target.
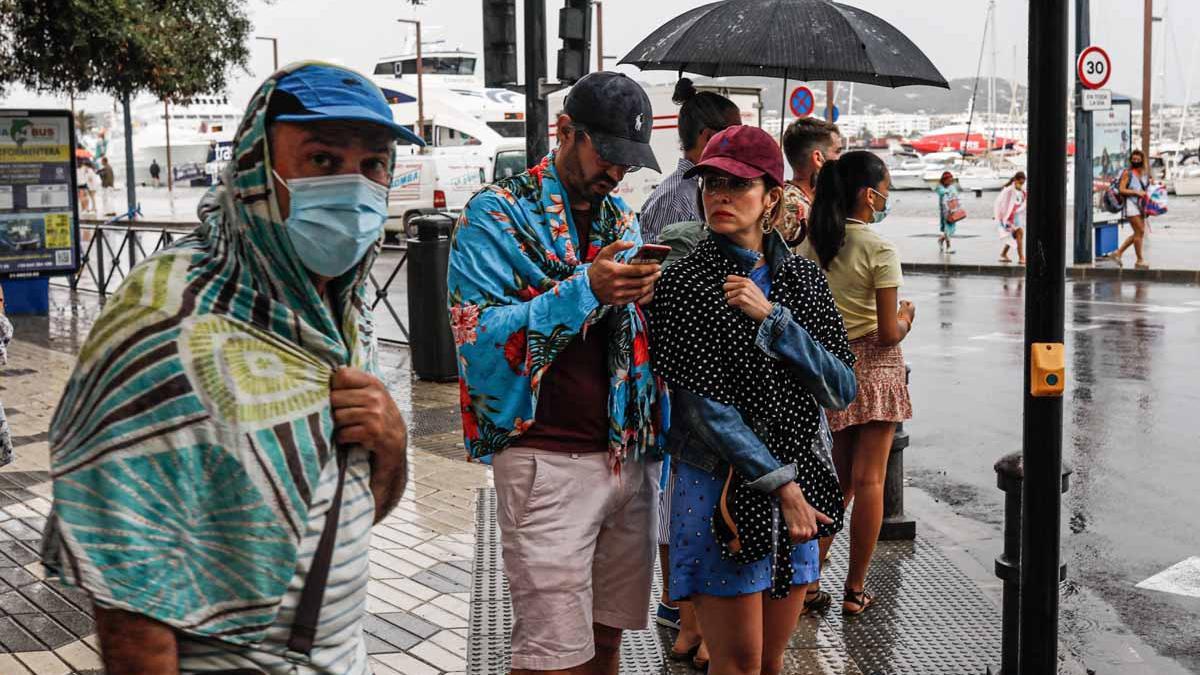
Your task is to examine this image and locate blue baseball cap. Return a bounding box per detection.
[272,63,425,146]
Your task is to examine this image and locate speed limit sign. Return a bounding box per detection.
[1077,45,1111,90]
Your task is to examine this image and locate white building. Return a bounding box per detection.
[836,113,933,139]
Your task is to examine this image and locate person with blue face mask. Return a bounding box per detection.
[797,151,915,617]
[41,63,424,674]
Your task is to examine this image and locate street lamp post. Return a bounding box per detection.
[255,36,279,71]
[594,1,604,72]
[397,19,425,149]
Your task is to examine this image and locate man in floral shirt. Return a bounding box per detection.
[447,72,665,674]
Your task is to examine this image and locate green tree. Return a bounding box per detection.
[74,110,95,137]
[0,0,253,103]
[0,0,254,217]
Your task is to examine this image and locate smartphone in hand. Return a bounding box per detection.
[629,243,672,265]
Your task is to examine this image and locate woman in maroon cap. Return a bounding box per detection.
[651,125,857,674]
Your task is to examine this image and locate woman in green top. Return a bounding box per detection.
[935,170,959,253]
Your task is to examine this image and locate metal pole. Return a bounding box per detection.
[524,0,549,163]
[121,89,138,274]
[1020,0,1068,671]
[416,22,425,147]
[779,74,788,143]
[255,36,279,71]
[1073,0,1093,264]
[164,102,174,193]
[1142,0,1153,161]
[825,81,835,121]
[594,1,603,73]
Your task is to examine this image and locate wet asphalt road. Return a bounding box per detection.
[899,273,1200,673]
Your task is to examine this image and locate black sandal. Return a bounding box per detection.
[802,588,832,615]
[842,588,875,616]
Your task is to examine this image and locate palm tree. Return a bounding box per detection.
[74,110,96,137]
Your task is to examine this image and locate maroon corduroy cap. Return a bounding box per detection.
[683,125,784,187]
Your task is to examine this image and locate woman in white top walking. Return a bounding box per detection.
[994,172,1027,264]
[1106,150,1151,269]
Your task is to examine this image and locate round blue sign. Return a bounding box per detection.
[789,86,814,118]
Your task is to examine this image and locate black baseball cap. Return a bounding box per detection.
[564,72,660,172]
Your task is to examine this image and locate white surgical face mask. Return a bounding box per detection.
[275,171,389,278]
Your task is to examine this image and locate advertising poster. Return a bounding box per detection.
[1091,99,1132,224]
[0,110,79,277]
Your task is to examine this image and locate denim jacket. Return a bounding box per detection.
[665,234,857,492]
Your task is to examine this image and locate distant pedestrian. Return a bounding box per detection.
[639,78,740,244]
[652,125,855,675]
[0,285,12,467]
[75,161,93,213]
[800,151,915,616]
[84,161,102,213]
[994,171,1027,264]
[1105,150,1151,269]
[780,117,842,249]
[98,156,116,215]
[449,71,666,674]
[149,158,161,187]
[935,170,962,253]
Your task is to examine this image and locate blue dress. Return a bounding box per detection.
[667,263,822,601]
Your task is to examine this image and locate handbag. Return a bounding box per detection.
[946,196,967,223]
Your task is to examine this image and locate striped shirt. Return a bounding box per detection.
[178,449,376,674]
[640,158,701,243]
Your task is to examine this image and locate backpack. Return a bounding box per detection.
[1101,171,1126,214]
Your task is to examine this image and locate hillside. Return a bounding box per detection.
[691,76,1139,118]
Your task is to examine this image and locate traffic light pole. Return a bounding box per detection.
[524,0,549,163]
[1020,0,1069,672]
[1072,0,1093,265]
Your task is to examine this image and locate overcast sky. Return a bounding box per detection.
[4,0,1200,114]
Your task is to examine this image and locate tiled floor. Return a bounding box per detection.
[0,334,489,674]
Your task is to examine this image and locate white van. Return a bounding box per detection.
[381,79,522,237]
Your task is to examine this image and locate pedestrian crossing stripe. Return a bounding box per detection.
[1140,305,1200,314]
[1136,557,1200,598]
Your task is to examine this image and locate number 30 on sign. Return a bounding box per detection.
[1077,45,1111,90]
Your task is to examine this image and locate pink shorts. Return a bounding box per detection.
[493,447,661,671]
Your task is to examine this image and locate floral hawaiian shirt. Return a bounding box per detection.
[447,154,666,466]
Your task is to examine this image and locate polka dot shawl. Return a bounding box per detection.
[651,234,854,598]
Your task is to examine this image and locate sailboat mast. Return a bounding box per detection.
[1178,35,1197,146]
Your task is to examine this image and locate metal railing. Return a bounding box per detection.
[54,215,413,345]
[371,241,410,346]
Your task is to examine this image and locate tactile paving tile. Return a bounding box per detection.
[822,536,1002,674]
[469,487,1002,675]
[408,405,463,437]
[468,487,666,674]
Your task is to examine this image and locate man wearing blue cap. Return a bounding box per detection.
[41,63,418,673]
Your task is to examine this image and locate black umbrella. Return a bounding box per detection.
[619,0,948,89]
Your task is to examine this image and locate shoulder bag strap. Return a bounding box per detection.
[287,448,349,657]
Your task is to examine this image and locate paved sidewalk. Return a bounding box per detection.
[0,287,1033,674]
[0,307,492,674]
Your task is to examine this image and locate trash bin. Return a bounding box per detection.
[407,213,458,382]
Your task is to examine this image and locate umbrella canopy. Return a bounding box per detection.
[619,0,949,89]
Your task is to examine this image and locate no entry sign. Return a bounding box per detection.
[790,86,814,118]
[1077,45,1111,90]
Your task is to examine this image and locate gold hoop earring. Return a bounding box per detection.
[760,212,773,233]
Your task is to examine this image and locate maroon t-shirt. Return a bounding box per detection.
[518,321,611,454]
[519,207,610,454]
